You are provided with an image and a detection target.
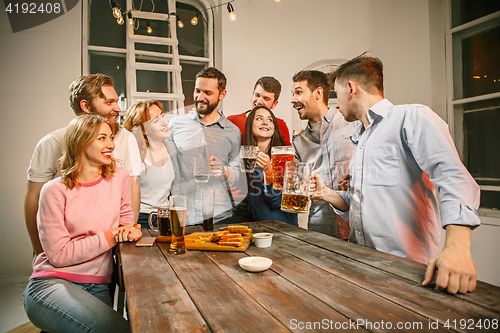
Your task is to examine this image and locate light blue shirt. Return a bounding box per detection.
[335,99,480,264]
[169,110,246,225]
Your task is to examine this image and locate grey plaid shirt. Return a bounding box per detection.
[168,110,246,225]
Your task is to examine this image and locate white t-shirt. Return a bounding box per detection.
[28,126,143,182]
[139,158,175,214]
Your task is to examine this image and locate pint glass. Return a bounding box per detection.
[169,196,187,254]
[271,146,294,190]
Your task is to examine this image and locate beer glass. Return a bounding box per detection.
[271,146,295,190]
[281,161,312,213]
[148,206,171,236]
[194,156,210,183]
[240,145,258,173]
[202,189,215,231]
[169,196,187,254]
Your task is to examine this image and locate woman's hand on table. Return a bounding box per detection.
[113,224,142,243]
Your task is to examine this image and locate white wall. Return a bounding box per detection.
[0,4,81,277]
[221,0,445,127]
[1,0,498,287]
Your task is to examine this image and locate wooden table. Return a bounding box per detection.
[118,221,500,332]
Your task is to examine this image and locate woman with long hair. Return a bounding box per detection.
[244,105,298,225]
[23,114,141,333]
[124,100,178,228]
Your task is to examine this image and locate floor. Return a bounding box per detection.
[0,276,31,333]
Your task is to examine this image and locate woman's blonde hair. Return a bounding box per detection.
[60,114,117,189]
[123,100,164,161]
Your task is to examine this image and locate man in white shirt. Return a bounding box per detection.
[310,55,480,294]
[25,74,142,257]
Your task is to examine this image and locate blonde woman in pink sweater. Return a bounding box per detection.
[23,114,141,333]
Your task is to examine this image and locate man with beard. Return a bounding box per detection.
[169,67,245,225]
[291,70,357,239]
[310,55,479,294]
[227,76,291,145]
[25,74,142,258]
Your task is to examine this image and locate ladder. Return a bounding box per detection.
[125,0,185,117]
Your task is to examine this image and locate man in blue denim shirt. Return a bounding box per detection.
[310,55,480,294]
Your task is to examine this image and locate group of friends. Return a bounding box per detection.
[22,54,480,332]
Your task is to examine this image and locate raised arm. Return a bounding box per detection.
[309,172,349,211]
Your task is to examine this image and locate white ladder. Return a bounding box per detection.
[125,0,185,116]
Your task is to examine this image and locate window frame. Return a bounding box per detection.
[445,0,500,217]
[82,0,213,117]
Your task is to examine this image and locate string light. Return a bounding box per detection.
[109,0,121,19]
[191,13,199,26]
[227,3,236,21]
[177,15,184,28]
[147,21,153,34]
[127,11,133,25]
[117,15,125,25]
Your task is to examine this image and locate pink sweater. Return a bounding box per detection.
[31,168,133,284]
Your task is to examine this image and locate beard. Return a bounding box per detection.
[195,99,218,115]
[88,104,121,133]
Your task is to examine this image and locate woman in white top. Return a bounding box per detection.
[124,101,178,228]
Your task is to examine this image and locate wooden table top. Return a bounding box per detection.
[118,221,500,332]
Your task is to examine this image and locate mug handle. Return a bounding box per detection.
[148,212,159,232]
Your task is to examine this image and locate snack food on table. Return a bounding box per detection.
[218,240,244,247]
[227,225,252,234]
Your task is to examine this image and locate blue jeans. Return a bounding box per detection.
[23,278,131,333]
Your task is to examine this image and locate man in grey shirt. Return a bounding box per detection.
[291,70,357,239]
[169,67,245,225]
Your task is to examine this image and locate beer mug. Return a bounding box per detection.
[281,161,312,213]
[148,206,171,236]
[240,145,258,173]
[271,146,295,190]
[169,196,187,255]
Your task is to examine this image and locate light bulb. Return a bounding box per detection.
[117,15,124,25]
[177,18,184,28]
[112,7,121,19]
[227,3,236,21]
[128,11,133,25]
[191,15,198,26]
[147,21,153,34]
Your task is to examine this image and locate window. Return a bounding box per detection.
[83,0,212,120]
[446,0,500,214]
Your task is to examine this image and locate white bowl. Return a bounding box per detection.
[252,233,273,248]
[238,256,273,272]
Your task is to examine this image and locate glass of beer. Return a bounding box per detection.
[271,146,295,190]
[169,196,187,254]
[194,156,210,183]
[202,189,215,231]
[240,145,258,173]
[281,161,312,213]
[148,206,171,236]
